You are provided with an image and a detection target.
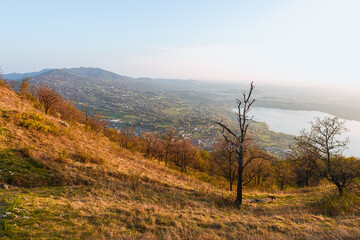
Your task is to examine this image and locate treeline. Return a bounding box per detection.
[104,128,198,173]
[103,124,341,193]
[6,77,105,131]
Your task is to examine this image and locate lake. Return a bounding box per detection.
[233,107,360,157]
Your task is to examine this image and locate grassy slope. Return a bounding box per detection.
[0,85,359,239]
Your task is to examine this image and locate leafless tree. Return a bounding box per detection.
[143,131,160,159]
[174,139,198,173]
[246,147,272,186]
[19,76,31,96]
[213,137,238,191]
[272,160,295,190]
[215,82,268,207]
[36,84,59,114]
[288,140,319,187]
[296,116,359,195]
[161,128,177,166]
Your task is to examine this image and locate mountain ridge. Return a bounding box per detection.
[3,67,210,91]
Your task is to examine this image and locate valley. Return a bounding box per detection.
[0,68,317,156]
[6,67,360,157]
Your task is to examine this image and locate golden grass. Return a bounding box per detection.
[1,85,360,239]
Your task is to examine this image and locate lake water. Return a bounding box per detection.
[233,107,360,157]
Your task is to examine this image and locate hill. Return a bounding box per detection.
[1,74,360,239]
[3,68,296,155]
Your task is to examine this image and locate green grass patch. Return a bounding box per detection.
[0,149,63,188]
[0,190,84,239]
[0,125,7,136]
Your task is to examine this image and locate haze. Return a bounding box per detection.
[1,0,359,88]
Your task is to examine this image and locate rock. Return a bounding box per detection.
[59,121,69,127]
[268,195,277,201]
[244,198,276,203]
[0,184,8,189]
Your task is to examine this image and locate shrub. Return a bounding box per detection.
[18,113,58,134]
[56,149,69,163]
[72,151,105,165]
[0,126,7,136]
[312,191,360,216]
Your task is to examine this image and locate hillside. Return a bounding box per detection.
[1,76,360,239]
[3,68,295,155]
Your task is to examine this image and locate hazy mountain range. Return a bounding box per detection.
[3,67,215,92]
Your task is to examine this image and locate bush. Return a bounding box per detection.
[18,112,58,134]
[72,151,105,165]
[313,191,360,216]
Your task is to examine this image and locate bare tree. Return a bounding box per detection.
[161,128,177,166]
[296,116,359,195]
[143,131,160,159]
[288,140,319,187]
[246,147,272,186]
[81,103,90,127]
[215,82,267,207]
[19,76,31,96]
[272,160,295,190]
[175,139,198,173]
[36,84,59,114]
[213,137,238,191]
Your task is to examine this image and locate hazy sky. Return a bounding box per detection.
[1,0,359,86]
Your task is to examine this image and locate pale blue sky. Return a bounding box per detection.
[1,0,359,87]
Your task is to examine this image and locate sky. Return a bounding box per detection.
[1,0,360,87]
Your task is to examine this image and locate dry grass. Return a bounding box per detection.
[1,85,360,239]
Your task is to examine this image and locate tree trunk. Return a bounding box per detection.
[229,167,233,191]
[305,175,309,187]
[235,167,243,208]
[165,151,168,166]
[338,185,343,196]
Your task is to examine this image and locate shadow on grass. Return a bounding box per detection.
[0,149,64,188]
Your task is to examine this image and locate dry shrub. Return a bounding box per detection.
[56,149,70,163]
[72,151,105,165]
[128,170,142,190]
[312,191,360,216]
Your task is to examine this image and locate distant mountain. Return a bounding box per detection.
[3,67,121,81]
[8,67,166,92]
[3,69,52,80]
[64,67,122,80]
[4,67,217,92]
